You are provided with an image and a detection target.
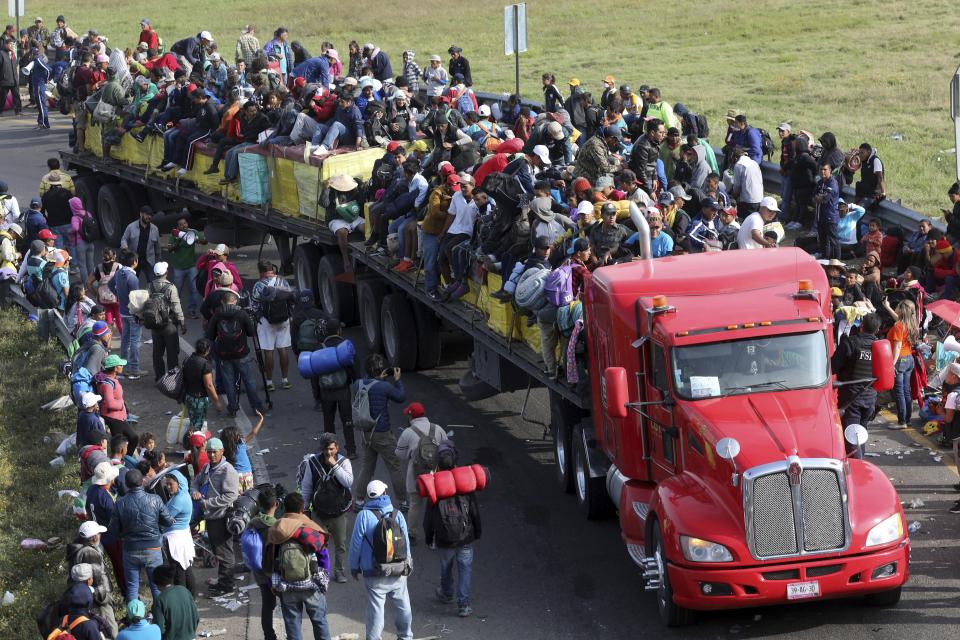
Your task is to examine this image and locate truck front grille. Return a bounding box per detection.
[745,460,848,560]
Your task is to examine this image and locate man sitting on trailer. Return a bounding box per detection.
[158,89,220,176]
[304,91,365,158]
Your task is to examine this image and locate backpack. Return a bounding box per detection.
[46,614,89,640]
[758,128,775,161]
[26,264,62,310]
[96,262,119,305]
[351,379,380,432]
[215,314,247,358]
[69,348,95,407]
[297,317,326,352]
[141,281,173,330]
[194,269,208,297]
[370,158,395,191]
[514,268,548,311]
[543,263,574,307]
[436,493,475,547]
[317,336,349,390]
[79,212,100,243]
[368,509,410,577]
[259,279,293,324]
[279,539,316,583]
[412,423,442,476]
[308,455,352,518]
[694,113,710,139]
[240,527,264,573]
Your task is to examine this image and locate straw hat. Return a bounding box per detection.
[329,174,358,192]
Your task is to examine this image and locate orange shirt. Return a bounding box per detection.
[886,322,912,358]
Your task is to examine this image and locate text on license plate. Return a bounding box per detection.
[787,580,820,600]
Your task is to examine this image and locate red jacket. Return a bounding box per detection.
[138,29,160,51]
[196,255,243,296]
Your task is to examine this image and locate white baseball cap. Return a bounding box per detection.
[199,30,213,42]
[153,261,168,276]
[531,145,551,166]
[759,196,781,212]
[214,243,228,255]
[80,392,102,408]
[209,52,221,62]
[78,521,109,539]
[366,480,388,499]
[91,461,119,486]
[477,104,491,117]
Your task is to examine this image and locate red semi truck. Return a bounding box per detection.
[557,235,910,624]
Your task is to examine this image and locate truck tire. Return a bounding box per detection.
[553,413,574,494]
[411,301,442,370]
[357,278,388,353]
[651,522,696,627]
[73,175,101,219]
[864,586,902,607]
[293,243,321,297]
[97,183,133,247]
[380,293,418,370]
[318,254,356,325]
[572,423,613,520]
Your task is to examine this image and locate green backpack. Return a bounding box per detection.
[279,540,315,583]
[297,317,325,352]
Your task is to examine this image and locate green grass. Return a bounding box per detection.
[0,310,80,640]
[25,0,960,214]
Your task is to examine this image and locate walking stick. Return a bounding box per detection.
[251,330,273,410]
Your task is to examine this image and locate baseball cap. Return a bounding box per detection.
[127,599,147,620]
[199,30,213,41]
[477,104,491,117]
[153,261,168,276]
[429,54,441,62]
[30,197,41,208]
[71,563,93,582]
[92,461,119,486]
[38,228,57,240]
[947,363,960,378]
[701,198,721,210]
[830,287,843,298]
[386,140,402,153]
[102,354,127,369]
[140,18,151,26]
[760,196,781,212]
[80,392,102,408]
[531,145,551,165]
[366,479,388,499]
[669,185,692,201]
[657,192,675,206]
[546,121,564,140]
[95,54,109,63]
[776,122,792,132]
[214,243,228,255]
[78,521,108,539]
[568,78,581,87]
[206,437,224,451]
[602,125,622,140]
[403,402,425,418]
[7,223,21,236]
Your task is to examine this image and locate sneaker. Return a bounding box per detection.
[448,282,469,301]
[159,162,176,171]
[176,167,188,176]
[311,144,329,157]
[458,606,473,617]
[131,131,146,143]
[950,501,960,514]
[281,379,292,390]
[371,247,388,257]
[435,587,454,604]
[126,373,141,380]
[333,570,347,584]
[393,258,414,273]
[266,381,276,392]
[886,422,907,430]
[426,290,443,302]
[302,142,312,162]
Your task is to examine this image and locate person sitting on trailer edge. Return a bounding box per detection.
[326,174,363,273]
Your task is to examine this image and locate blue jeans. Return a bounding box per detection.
[123,547,162,601]
[364,576,413,640]
[312,121,350,149]
[224,141,255,180]
[780,175,794,222]
[172,266,199,313]
[74,238,96,284]
[280,589,331,640]
[219,353,264,413]
[390,214,414,258]
[421,232,440,293]
[439,544,474,607]
[120,315,142,374]
[893,355,915,424]
[52,224,72,250]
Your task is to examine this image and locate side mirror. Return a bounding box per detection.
[715,437,741,461]
[844,424,868,447]
[871,339,894,392]
[603,367,629,419]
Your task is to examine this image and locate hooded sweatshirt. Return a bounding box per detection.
[163,470,192,532]
[68,197,91,246]
[818,132,844,171]
[349,494,409,577]
[689,145,711,190]
[196,254,243,296]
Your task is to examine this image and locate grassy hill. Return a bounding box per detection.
[26,0,960,215]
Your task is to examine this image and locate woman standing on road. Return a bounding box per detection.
[220,415,264,492]
[68,197,96,284]
[87,248,122,336]
[886,299,919,428]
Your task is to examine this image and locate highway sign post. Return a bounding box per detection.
[504,3,527,99]
[7,0,23,44]
[951,64,960,181]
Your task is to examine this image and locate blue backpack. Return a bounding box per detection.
[69,346,97,407]
[240,527,264,573]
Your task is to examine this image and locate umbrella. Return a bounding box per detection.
[927,300,960,329]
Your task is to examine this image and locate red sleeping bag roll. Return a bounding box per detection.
[417,464,489,505]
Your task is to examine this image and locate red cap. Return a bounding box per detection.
[38,229,57,240]
[439,163,456,177]
[438,95,451,104]
[403,402,425,418]
[188,432,209,448]
[446,174,460,186]
[386,141,402,153]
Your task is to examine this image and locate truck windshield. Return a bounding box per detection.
[671,331,828,400]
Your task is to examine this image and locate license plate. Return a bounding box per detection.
[787,580,820,600]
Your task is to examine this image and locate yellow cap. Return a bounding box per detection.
[830,287,843,297]
[410,140,429,153]
[568,78,581,87]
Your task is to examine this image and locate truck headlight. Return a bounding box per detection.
[680,535,733,562]
[866,513,903,547]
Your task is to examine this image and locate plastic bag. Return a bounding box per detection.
[55,433,77,457]
[165,406,189,446]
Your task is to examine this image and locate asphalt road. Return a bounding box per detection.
[5,107,960,640]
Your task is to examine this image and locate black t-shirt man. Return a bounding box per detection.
[182,352,213,397]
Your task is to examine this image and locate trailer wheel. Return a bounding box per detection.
[651,522,696,627]
[318,254,356,325]
[97,183,133,247]
[293,243,321,298]
[74,175,101,218]
[864,586,902,607]
[553,412,574,494]
[357,278,388,353]
[381,293,418,370]
[573,423,612,520]
[411,301,442,370]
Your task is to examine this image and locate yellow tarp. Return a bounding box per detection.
[487,297,517,339]
[270,156,301,216]
[85,122,103,157]
[294,162,324,220]
[186,153,225,195]
[319,147,387,185]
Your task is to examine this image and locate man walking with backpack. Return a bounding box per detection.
[349,480,413,640]
[205,288,265,417]
[251,261,294,391]
[315,319,357,458]
[352,353,407,511]
[424,444,482,618]
[110,251,143,380]
[143,261,185,381]
[395,402,448,545]
[300,432,353,584]
[267,493,332,640]
[191,437,240,596]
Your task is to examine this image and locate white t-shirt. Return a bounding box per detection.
[946,391,959,412]
[737,212,765,250]
[446,192,478,236]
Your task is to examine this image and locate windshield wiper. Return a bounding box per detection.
[723,379,790,393]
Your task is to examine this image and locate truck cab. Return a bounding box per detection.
[578,248,908,625]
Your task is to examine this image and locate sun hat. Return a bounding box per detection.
[329,174,358,192]
[7,223,22,236]
[366,480,388,499]
[568,78,580,87]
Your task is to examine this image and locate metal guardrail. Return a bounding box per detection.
[473,91,937,235]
